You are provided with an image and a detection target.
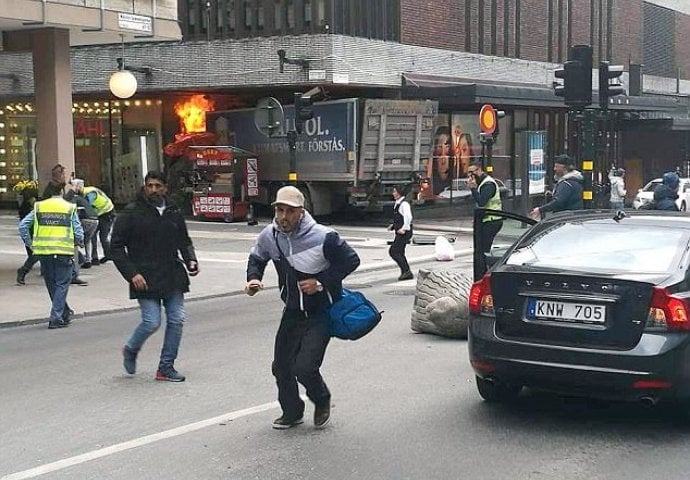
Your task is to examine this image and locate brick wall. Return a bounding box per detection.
[611,0,642,64]
[399,0,466,51]
[676,13,690,79]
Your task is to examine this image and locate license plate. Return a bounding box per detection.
[527,298,606,323]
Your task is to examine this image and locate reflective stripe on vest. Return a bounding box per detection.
[479,175,503,222]
[32,198,76,256]
[83,186,114,216]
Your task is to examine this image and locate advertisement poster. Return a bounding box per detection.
[528,131,547,194]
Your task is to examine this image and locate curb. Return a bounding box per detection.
[1,249,474,329]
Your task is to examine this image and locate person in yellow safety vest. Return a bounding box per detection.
[468,159,504,255]
[75,184,115,265]
[18,194,84,329]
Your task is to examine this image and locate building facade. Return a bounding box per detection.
[0,0,688,208]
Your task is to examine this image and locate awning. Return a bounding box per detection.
[401,73,686,112]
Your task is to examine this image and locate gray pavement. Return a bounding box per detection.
[0,211,474,328]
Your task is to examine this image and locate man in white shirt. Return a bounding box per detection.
[388,184,413,281]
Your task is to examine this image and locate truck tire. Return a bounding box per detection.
[410,269,473,339]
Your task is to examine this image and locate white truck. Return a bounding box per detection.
[206,98,438,215]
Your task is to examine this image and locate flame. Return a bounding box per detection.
[174,95,215,134]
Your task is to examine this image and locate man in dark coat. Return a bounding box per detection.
[530,154,584,219]
[653,172,680,211]
[111,171,199,382]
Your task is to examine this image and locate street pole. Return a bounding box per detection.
[287,128,297,184]
[580,109,595,209]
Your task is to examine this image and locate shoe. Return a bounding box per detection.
[62,308,74,325]
[314,400,331,429]
[272,415,304,430]
[91,258,100,266]
[155,367,186,382]
[99,257,110,264]
[71,277,88,286]
[81,262,92,269]
[48,321,68,329]
[16,268,26,285]
[122,345,138,374]
[398,270,413,281]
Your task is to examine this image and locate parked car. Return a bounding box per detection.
[438,177,512,200]
[632,177,690,211]
[468,208,690,411]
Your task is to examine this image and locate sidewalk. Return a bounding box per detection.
[0,212,474,328]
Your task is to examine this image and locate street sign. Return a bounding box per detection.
[479,104,497,135]
[254,97,284,138]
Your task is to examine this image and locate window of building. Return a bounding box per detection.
[304,0,312,27]
[257,5,265,29]
[286,1,295,29]
[317,0,325,27]
[188,4,197,26]
[244,1,253,29]
[227,0,236,31]
[275,1,283,30]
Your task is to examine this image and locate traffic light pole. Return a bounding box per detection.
[579,110,595,209]
[287,128,297,185]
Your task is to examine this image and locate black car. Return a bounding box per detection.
[468,208,690,408]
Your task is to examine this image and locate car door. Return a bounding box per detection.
[473,208,537,280]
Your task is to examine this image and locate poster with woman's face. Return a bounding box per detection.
[451,114,478,179]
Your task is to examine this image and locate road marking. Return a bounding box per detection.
[0,401,279,480]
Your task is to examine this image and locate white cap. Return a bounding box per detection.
[71,178,85,189]
[272,186,305,208]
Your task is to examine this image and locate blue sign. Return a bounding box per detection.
[207,99,357,180]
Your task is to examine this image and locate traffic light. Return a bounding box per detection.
[293,92,313,134]
[599,61,625,110]
[554,45,593,109]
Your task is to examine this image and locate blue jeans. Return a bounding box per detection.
[126,292,185,369]
[40,255,74,323]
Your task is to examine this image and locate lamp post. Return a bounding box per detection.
[109,69,138,99]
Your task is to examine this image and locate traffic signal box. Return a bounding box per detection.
[598,61,625,110]
[294,92,314,134]
[554,45,593,109]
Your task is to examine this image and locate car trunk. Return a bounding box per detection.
[491,270,655,350]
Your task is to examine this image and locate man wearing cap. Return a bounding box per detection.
[245,186,360,430]
[530,154,584,219]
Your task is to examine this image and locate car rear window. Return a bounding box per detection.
[505,220,689,274]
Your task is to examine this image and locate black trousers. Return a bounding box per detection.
[389,229,412,274]
[272,308,331,419]
[481,219,503,254]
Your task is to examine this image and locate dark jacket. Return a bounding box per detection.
[41,181,65,200]
[111,191,197,299]
[540,170,584,213]
[653,185,680,211]
[247,211,360,313]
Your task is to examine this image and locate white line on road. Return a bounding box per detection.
[0,401,280,480]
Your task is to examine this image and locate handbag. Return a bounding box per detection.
[327,288,382,340]
[272,229,382,340]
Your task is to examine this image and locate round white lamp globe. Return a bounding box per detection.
[109,70,138,99]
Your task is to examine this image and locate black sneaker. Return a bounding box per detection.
[122,345,138,374]
[62,308,74,325]
[16,268,26,285]
[81,261,92,269]
[398,270,413,281]
[71,277,88,286]
[156,367,185,382]
[314,400,331,429]
[272,415,304,430]
[48,321,68,329]
[99,257,110,264]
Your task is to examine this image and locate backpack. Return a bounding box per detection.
[328,289,383,340]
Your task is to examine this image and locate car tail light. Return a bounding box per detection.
[645,287,690,331]
[469,274,494,317]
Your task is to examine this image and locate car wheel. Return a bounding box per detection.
[475,375,522,403]
[682,202,687,212]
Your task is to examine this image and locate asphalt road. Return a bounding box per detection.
[4,273,690,480]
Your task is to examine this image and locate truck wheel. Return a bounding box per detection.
[475,376,521,403]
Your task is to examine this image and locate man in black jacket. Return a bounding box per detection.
[111,171,199,382]
[530,154,584,219]
[245,186,360,430]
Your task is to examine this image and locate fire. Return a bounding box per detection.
[174,95,215,134]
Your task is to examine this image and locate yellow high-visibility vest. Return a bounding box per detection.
[83,186,114,216]
[479,175,503,222]
[32,197,76,256]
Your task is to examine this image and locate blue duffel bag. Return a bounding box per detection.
[328,289,382,340]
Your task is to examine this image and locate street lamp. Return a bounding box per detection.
[109,69,138,99]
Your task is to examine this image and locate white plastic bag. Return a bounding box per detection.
[434,236,455,261]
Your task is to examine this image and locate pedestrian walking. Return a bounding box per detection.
[245,186,360,429]
[16,186,40,285]
[530,154,584,219]
[41,163,67,199]
[111,171,199,382]
[653,171,680,211]
[64,179,99,286]
[388,184,413,281]
[468,160,503,254]
[81,183,115,264]
[609,167,627,210]
[18,192,84,328]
